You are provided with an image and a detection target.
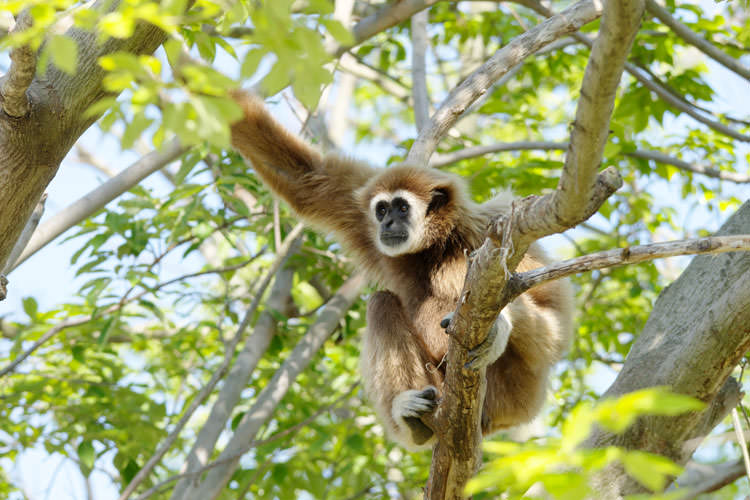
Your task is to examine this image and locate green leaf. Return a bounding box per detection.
[49,35,78,74]
[78,440,96,475]
[22,296,38,320]
[621,451,682,492]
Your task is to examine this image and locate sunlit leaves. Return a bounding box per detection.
[467,389,703,499]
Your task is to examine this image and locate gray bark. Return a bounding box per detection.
[585,200,750,498]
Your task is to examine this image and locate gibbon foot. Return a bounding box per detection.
[464,313,511,370]
[393,386,438,445]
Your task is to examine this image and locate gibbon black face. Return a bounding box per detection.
[369,190,429,257]
[375,197,411,247]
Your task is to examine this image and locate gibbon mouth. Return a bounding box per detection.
[381,232,409,246]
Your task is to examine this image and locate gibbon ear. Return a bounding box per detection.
[427,187,450,214]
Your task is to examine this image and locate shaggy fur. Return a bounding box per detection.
[230,92,574,450]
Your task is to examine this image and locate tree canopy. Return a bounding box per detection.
[0,0,749,499]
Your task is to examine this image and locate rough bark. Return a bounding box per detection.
[0,1,167,276]
[584,201,750,498]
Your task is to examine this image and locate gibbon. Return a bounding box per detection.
[230,92,574,451]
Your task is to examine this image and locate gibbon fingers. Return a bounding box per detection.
[229,91,574,451]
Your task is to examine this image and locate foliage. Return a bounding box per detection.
[0,0,749,499]
[467,388,704,499]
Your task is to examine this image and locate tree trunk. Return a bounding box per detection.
[585,200,750,498]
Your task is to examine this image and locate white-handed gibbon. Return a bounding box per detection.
[229,92,574,451]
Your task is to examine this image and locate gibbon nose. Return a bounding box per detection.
[384,217,395,229]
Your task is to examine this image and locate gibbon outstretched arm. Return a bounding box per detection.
[230,92,377,258]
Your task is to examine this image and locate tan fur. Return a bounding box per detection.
[230,92,574,448]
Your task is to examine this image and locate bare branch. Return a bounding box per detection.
[645,0,750,83]
[75,144,119,177]
[1,11,36,117]
[8,139,188,273]
[0,316,92,378]
[179,272,367,500]
[430,141,750,183]
[118,223,304,500]
[411,9,430,131]
[406,0,603,166]
[515,235,750,293]
[674,460,745,500]
[338,54,410,101]
[627,149,750,183]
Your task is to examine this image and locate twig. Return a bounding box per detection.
[645,0,750,83]
[731,408,750,487]
[1,10,36,117]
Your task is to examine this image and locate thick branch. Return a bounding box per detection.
[178,273,367,500]
[645,0,750,83]
[406,0,603,166]
[8,139,187,272]
[1,11,35,117]
[424,0,641,497]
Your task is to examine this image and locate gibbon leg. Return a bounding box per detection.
[360,291,442,450]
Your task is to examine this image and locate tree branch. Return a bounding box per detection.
[406,0,603,166]
[168,233,302,500]
[526,0,750,144]
[645,0,750,83]
[514,235,750,294]
[430,141,750,183]
[179,272,367,500]
[1,11,36,117]
[411,9,430,131]
[2,193,46,276]
[423,0,641,496]
[118,223,304,500]
[7,139,188,273]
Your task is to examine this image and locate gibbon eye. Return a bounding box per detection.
[399,203,409,213]
[375,201,388,220]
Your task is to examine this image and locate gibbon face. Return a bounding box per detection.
[357,165,463,257]
[368,189,429,256]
